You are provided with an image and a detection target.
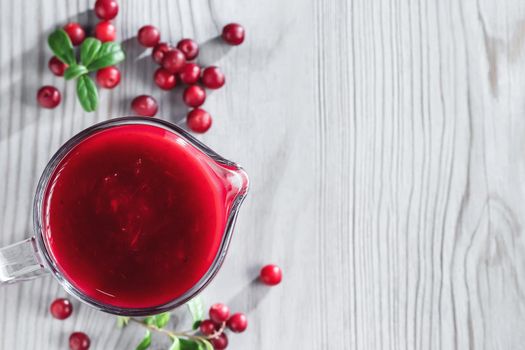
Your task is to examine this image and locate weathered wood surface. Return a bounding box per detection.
[1,0,525,348]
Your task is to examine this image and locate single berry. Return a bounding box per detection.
[222,23,245,45]
[94,20,116,42]
[154,67,176,90]
[209,303,230,324]
[199,319,217,336]
[187,108,212,133]
[50,298,73,320]
[161,49,186,73]
[137,25,160,47]
[94,0,119,20]
[183,85,206,107]
[152,42,171,64]
[210,333,228,350]
[69,332,90,350]
[48,56,68,76]
[63,22,86,46]
[176,38,199,60]
[260,264,282,286]
[179,63,201,85]
[227,313,248,333]
[37,86,61,109]
[96,66,121,89]
[201,66,225,89]
[131,95,158,116]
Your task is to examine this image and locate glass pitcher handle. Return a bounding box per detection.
[0,237,47,284]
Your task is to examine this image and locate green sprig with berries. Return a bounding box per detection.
[117,297,217,350]
[47,29,125,112]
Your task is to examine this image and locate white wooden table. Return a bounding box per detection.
[1,0,525,349]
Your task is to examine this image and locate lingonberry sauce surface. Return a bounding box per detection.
[43,124,228,308]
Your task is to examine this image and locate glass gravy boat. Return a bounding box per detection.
[0,117,249,316]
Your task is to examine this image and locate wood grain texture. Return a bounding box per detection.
[1,0,525,349]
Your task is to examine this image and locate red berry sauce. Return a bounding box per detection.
[42,124,233,308]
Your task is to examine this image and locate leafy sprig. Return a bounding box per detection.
[47,29,125,112]
[117,297,217,350]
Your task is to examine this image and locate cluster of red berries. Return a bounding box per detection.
[63,0,119,46]
[199,303,247,349]
[50,298,91,350]
[131,22,245,133]
[37,0,122,109]
[198,264,282,349]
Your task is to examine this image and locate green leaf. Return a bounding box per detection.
[186,296,205,330]
[64,64,88,80]
[116,316,130,328]
[198,339,213,350]
[179,338,200,350]
[76,75,98,112]
[86,42,126,71]
[168,336,181,350]
[135,330,151,350]
[143,316,156,326]
[154,312,171,328]
[47,29,75,65]
[80,38,103,67]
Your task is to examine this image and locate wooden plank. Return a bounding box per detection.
[1,0,525,348]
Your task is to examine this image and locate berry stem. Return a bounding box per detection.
[207,322,226,340]
[128,317,205,341]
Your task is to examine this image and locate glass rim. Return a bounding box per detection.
[32,116,249,316]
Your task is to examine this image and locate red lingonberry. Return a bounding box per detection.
[227,313,248,333]
[152,42,171,65]
[96,66,121,89]
[161,49,186,73]
[94,21,116,42]
[50,298,73,320]
[210,333,228,350]
[131,95,158,117]
[154,67,176,90]
[222,23,245,45]
[69,332,90,350]
[201,66,225,89]
[37,86,61,109]
[48,56,68,76]
[94,0,119,20]
[187,108,212,133]
[260,264,282,286]
[199,319,217,336]
[176,38,199,60]
[63,22,86,46]
[179,63,201,85]
[209,303,230,324]
[183,85,206,107]
[137,25,160,47]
